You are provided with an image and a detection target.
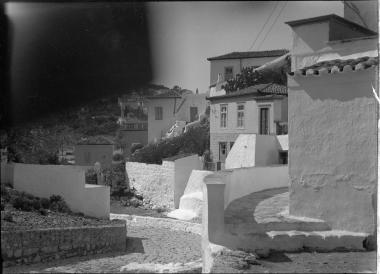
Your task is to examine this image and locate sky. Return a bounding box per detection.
[147,1,343,92]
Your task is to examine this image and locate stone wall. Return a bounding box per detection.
[126,161,175,208]
[126,154,202,209]
[1,223,126,267]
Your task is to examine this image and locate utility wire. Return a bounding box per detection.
[248,1,279,51]
[257,1,288,50]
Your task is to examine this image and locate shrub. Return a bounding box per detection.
[85,168,98,185]
[50,200,71,213]
[130,143,144,154]
[112,152,124,162]
[49,195,63,204]
[130,122,210,164]
[31,199,42,210]
[102,163,130,198]
[2,211,13,222]
[40,198,51,209]
[12,196,33,211]
[39,208,48,216]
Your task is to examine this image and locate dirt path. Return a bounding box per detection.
[3,225,202,273]
[211,249,376,273]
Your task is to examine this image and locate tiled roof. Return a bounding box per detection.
[146,90,181,99]
[206,83,286,101]
[289,56,378,77]
[259,83,288,95]
[207,49,289,61]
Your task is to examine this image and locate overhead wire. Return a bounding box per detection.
[248,1,279,51]
[257,1,288,50]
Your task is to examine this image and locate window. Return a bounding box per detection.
[237,103,245,128]
[220,104,228,128]
[219,142,227,162]
[259,107,270,135]
[224,66,233,81]
[155,106,163,120]
[190,107,198,122]
[279,151,288,164]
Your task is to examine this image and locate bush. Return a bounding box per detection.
[102,163,130,198]
[40,198,51,209]
[39,208,48,216]
[130,143,144,154]
[112,152,124,162]
[130,122,210,164]
[50,200,71,213]
[85,168,98,185]
[49,195,63,204]
[12,196,33,211]
[31,199,42,210]
[2,211,13,222]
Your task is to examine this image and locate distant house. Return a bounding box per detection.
[207,83,288,165]
[286,13,378,234]
[146,90,207,143]
[207,49,289,90]
[74,136,114,167]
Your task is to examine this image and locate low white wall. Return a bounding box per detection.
[9,163,109,218]
[225,134,282,169]
[173,155,202,208]
[225,165,289,208]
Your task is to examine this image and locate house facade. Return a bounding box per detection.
[207,83,288,164]
[74,136,114,167]
[286,13,378,234]
[146,90,207,143]
[119,120,148,157]
[207,49,289,88]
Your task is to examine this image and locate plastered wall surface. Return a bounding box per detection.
[9,163,110,218]
[288,70,377,233]
[225,165,289,208]
[147,98,177,142]
[173,155,202,208]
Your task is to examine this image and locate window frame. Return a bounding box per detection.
[236,102,245,128]
[154,106,163,120]
[224,66,234,81]
[220,104,228,128]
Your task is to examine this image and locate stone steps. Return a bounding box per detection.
[257,211,331,232]
[266,230,369,252]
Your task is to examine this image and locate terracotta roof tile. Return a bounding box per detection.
[289,56,378,77]
[207,49,289,61]
[206,83,286,100]
[147,90,181,99]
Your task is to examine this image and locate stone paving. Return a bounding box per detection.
[3,217,202,273]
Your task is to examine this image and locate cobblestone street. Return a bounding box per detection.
[4,221,202,273]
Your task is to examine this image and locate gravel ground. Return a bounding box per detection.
[211,249,376,273]
[3,224,202,273]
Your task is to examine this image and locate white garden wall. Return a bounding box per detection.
[4,163,109,218]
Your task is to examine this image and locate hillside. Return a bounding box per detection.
[0,84,173,164]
